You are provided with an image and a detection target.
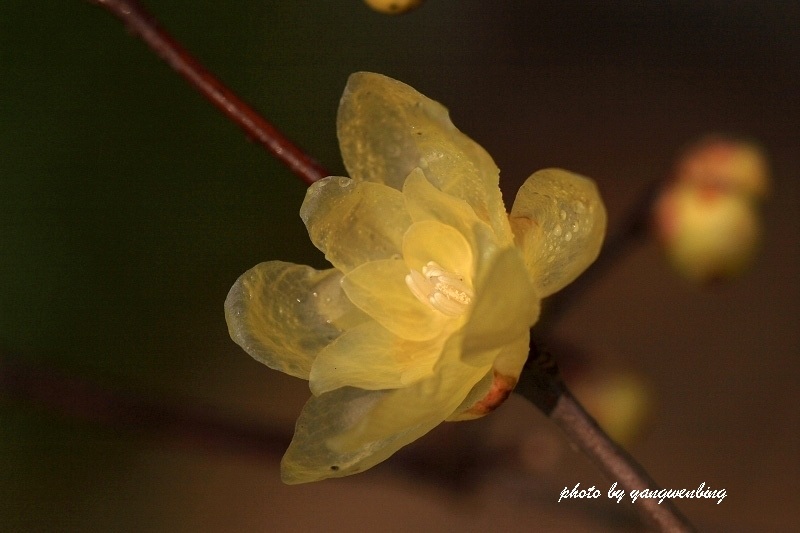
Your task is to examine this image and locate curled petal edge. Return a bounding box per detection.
[224,261,365,379]
[510,168,607,297]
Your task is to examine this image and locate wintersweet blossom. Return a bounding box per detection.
[225,72,606,483]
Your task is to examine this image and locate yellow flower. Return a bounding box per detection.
[225,72,606,483]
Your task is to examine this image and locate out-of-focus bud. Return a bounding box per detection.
[363,0,424,15]
[655,183,761,282]
[654,136,769,283]
[570,370,653,446]
[556,341,652,447]
[674,136,770,198]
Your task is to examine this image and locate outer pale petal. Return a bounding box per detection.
[282,379,473,484]
[280,387,390,484]
[300,176,411,274]
[448,330,530,423]
[224,262,365,379]
[341,258,449,341]
[281,299,482,485]
[446,368,494,421]
[510,168,607,297]
[490,332,531,380]
[309,320,442,395]
[337,72,513,245]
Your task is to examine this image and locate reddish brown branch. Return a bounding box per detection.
[87,0,329,185]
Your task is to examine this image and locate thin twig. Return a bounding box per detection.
[86,0,329,185]
[551,391,695,532]
[516,342,696,532]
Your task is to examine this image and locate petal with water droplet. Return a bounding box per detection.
[510,168,606,297]
[301,176,411,273]
[224,262,366,379]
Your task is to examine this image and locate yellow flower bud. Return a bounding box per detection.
[655,182,760,282]
[674,136,770,199]
[655,136,769,283]
[363,0,424,15]
[570,370,652,446]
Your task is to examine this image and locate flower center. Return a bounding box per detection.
[404,261,473,317]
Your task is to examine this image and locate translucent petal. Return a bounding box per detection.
[449,333,529,422]
[337,72,512,244]
[280,375,474,483]
[446,368,494,421]
[281,387,391,484]
[490,331,531,380]
[402,168,494,250]
[509,168,607,297]
[224,262,366,379]
[341,258,449,341]
[461,247,538,366]
[402,219,474,281]
[309,320,443,395]
[329,356,482,451]
[300,176,411,273]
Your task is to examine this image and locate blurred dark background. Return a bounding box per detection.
[1,1,798,531]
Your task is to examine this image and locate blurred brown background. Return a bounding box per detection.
[1,1,798,531]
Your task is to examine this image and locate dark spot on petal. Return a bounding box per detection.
[330,465,340,471]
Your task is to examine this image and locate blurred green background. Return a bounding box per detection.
[2,1,798,531]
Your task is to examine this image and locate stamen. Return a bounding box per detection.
[405,261,473,316]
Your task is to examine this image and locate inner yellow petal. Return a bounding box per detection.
[402,168,483,245]
[402,220,474,282]
[460,247,538,366]
[309,320,443,395]
[341,258,449,341]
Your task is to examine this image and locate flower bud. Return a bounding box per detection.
[673,136,770,199]
[364,0,423,15]
[655,181,760,282]
[570,370,652,446]
[654,136,769,283]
